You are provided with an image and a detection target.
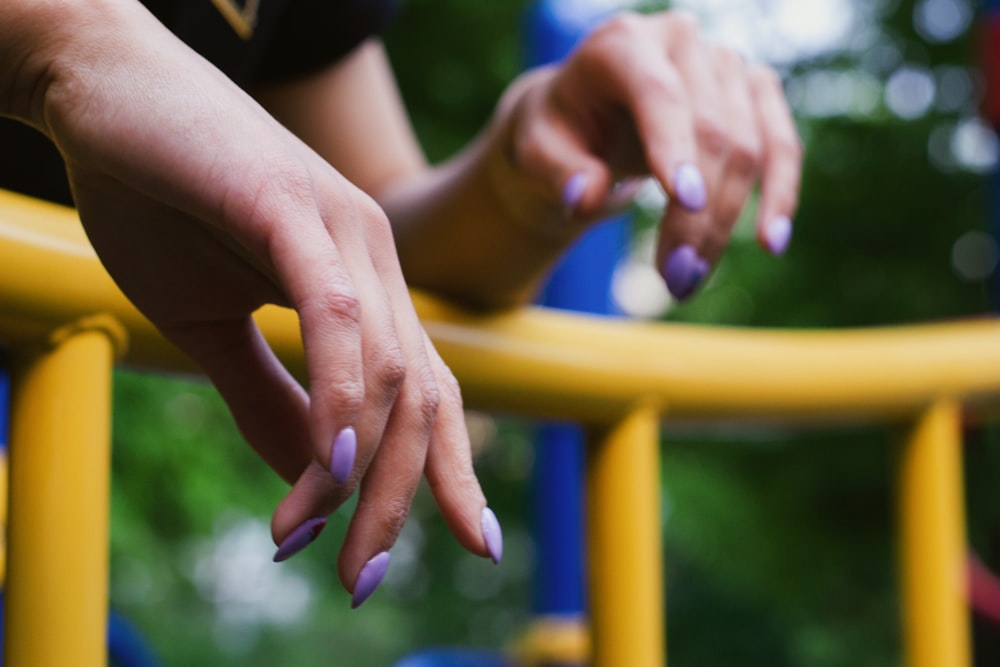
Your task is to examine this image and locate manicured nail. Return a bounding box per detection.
[673,163,707,212]
[352,551,391,609]
[481,507,504,565]
[663,244,710,301]
[562,172,588,217]
[763,216,792,256]
[330,426,357,484]
[273,517,327,563]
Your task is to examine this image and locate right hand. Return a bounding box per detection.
[24,0,498,604]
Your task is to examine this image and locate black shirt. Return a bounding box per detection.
[0,0,400,205]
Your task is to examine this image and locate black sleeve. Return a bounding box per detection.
[251,0,402,84]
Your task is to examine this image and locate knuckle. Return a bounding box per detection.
[665,10,700,39]
[641,68,686,106]
[694,113,729,157]
[371,343,408,399]
[773,134,805,163]
[437,368,464,407]
[360,496,411,542]
[596,11,644,41]
[304,288,362,330]
[712,44,744,68]
[728,138,764,176]
[406,368,442,431]
[512,119,549,173]
[751,65,784,92]
[328,377,366,416]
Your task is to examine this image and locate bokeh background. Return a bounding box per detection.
[107,0,1000,664]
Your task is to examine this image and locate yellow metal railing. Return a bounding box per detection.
[2,186,998,665]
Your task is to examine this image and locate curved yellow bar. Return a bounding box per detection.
[4,188,1000,425]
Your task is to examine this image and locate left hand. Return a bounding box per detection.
[490,10,803,300]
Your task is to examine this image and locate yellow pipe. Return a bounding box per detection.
[5,316,125,667]
[6,189,1000,425]
[898,400,970,667]
[587,404,665,667]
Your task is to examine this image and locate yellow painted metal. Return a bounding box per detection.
[7,188,1000,425]
[5,316,125,667]
[898,400,970,667]
[587,405,665,667]
[509,614,591,666]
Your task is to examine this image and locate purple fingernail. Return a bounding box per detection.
[273,517,327,563]
[352,551,391,609]
[764,216,792,256]
[663,244,710,301]
[673,163,707,212]
[481,507,504,565]
[562,172,588,217]
[330,426,357,484]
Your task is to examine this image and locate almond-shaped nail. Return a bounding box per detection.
[330,426,357,484]
[663,244,710,301]
[352,551,391,609]
[673,163,707,212]
[273,517,327,563]
[763,216,792,256]
[481,507,504,565]
[562,172,588,217]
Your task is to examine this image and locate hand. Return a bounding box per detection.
[493,10,802,300]
[30,0,498,604]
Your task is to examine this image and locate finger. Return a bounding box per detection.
[163,316,312,484]
[696,46,764,262]
[332,219,452,606]
[749,65,802,256]
[572,13,703,213]
[651,14,733,297]
[508,69,612,221]
[268,218,367,479]
[337,355,438,607]
[270,460,345,563]
[420,338,498,563]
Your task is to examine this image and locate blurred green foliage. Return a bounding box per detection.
[106,0,1000,665]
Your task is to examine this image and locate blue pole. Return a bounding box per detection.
[524,0,631,624]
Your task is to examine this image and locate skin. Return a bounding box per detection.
[1,1,801,599]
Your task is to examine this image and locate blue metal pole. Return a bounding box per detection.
[524,0,631,627]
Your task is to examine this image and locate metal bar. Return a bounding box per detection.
[586,404,665,667]
[898,400,971,667]
[7,190,1000,425]
[4,316,125,667]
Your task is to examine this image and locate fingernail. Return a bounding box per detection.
[763,216,792,256]
[663,244,710,301]
[481,507,504,565]
[352,551,391,609]
[330,426,357,484]
[273,517,327,563]
[673,163,707,212]
[562,172,588,217]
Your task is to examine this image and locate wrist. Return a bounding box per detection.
[0,0,82,128]
[484,67,585,247]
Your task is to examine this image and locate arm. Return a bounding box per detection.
[1,0,497,603]
[256,14,803,309]
[256,42,584,308]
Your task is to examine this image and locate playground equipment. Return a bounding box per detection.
[0,178,995,665]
